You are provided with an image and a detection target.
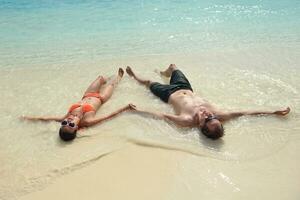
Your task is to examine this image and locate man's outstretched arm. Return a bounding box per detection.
[218,107,290,121]
[132,106,190,127]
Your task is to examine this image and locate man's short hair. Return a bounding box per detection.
[201,122,224,140]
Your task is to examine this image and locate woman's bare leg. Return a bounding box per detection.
[100,68,124,103]
[126,66,153,87]
[84,75,107,93]
[160,64,177,77]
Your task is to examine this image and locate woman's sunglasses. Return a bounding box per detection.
[61,120,76,128]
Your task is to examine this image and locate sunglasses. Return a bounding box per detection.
[204,115,218,124]
[61,120,76,128]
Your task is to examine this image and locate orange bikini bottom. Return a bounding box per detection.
[82,92,102,101]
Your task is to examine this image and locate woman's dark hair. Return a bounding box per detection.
[201,123,224,140]
[59,127,77,141]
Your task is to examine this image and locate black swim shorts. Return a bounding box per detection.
[150,70,193,103]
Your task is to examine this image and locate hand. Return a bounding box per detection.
[20,115,26,120]
[20,115,32,120]
[127,103,137,111]
[273,107,290,116]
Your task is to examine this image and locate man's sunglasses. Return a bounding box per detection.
[204,115,218,124]
[61,120,76,128]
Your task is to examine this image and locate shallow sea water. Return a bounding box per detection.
[0,0,299,199]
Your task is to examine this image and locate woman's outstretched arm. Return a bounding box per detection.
[85,104,135,127]
[21,114,67,122]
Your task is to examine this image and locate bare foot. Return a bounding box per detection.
[125,66,151,86]
[160,64,177,77]
[126,66,135,77]
[118,68,124,77]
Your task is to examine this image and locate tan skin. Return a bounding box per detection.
[126,64,290,131]
[22,68,135,133]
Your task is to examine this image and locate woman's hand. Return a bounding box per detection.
[273,107,290,116]
[20,115,36,120]
[127,103,137,111]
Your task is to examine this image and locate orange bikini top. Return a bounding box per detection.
[68,103,95,114]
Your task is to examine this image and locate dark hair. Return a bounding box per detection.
[201,123,224,140]
[59,127,77,141]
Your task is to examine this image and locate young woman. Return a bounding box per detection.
[22,68,135,141]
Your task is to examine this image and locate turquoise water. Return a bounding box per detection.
[0,1,300,200]
[1,0,299,68]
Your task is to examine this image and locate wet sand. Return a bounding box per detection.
[20,139,300,200]
[1,49,299,199]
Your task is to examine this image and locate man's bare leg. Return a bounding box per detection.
[126,66,152,87]
[160,64,177,77]
[100,68,124,103]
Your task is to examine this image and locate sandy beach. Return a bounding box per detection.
[0,49,298,200]
[20,138,300,200]
[1,1,299,199]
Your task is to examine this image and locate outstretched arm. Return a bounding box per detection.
[21,115,67,122]
[85,104,135,127]
[218,107,290,121]
[132,106,190,127]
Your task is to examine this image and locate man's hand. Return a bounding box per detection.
[273,107,290,116]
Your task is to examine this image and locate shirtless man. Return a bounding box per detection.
[126,64,290,139]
